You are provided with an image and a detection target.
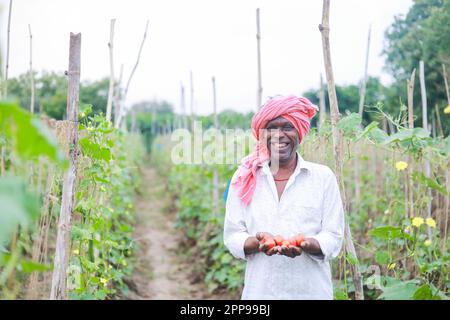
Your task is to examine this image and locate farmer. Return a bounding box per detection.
[223,95,344,300]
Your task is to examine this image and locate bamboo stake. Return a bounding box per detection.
[407,69,416,129]
[318,73,326,131]
[180,82,186,129]
[358,25,371,116]
[212,76,219,219]
[5,0,13,97]
[106,19,116,122]
[190,70,195,131]
[50,33,81,300]
[434,104,443,138]
[443,64,450,105]
[28,24,35,113]
[419,60,432,240]
[319,0,364,300]
[116,20,149,128]
[113,64,123,126]
[256,8,263,110]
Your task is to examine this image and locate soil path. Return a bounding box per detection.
[125,165,232,300]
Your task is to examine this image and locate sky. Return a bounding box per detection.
[1,0,413,115]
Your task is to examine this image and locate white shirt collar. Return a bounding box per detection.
[260,151,310,177]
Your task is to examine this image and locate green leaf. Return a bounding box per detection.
[368,226,404,241]
[0,177,40,249]
[379,280,418,300]
[19,260,52,273]
[413,284,434,300]
[383,127,430,145]
[375,251,390,265]
[336,113,362,137]
[0,101,67,168]
[356,121,379,141]
[413,172,450,197]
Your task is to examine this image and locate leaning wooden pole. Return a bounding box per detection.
[50,33,81,300]
[443,64,450,106]
[28,24,35,113]
[358,25,371,116]
[116,20,149,128]
[319,0,364,300]
[5,0,13,97]
[256,8,263,110]
[106,19,116,122]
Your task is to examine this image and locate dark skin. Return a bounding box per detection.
[244,117,323,258]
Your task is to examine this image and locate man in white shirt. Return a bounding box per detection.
[223,95,344,300]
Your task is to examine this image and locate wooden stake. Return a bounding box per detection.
[106,19,116,122]
[50,33,81,300]
[434,104,444,138]
[113,64,123,126]
[212,76,219,220]
[318,73,326,131]
[180,82,186,129]
[5,0,13,97]
[190,70,195,131]
[443,64,450,105]
[358,25,371,116]
[116,20,149,128]
[256,8,263,110]
[319,0,364,300]
[28,24,35,113]
[419,60,432,240]
[407,69,416,129]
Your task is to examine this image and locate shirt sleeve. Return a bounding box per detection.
[223,171,252,261]
[308,168,345,263]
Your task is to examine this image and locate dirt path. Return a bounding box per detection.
[124,165,231,300]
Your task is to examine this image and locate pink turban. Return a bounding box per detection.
[231,95,318,206]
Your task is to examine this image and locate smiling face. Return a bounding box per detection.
[264,116,299,166]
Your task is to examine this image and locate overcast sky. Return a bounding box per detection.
[1,0,412,115]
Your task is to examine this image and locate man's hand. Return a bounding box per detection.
[256,232,278,256]
[300,238,323,255]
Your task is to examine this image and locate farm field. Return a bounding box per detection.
[0,0,449,301]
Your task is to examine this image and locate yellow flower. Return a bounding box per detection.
[424,239,432,247]
[388,263,396,270]
[100,278,108,285]
[444,105,450,114]
[426,217,436,228]
[395,161,408,171]
[412,217,424,228]
[72,249,80,255]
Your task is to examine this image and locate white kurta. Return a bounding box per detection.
[223,153,344,300]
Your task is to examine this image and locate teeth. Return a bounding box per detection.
[275,143,288,148]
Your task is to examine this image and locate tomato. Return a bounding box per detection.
[295,234,305,247]
[281,240,290,248]
[288,238,298,247]
[264,238,275,250]
[273,235,284,246]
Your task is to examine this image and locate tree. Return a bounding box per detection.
[383,0,449,134]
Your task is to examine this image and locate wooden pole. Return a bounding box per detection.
[318,73,326,131]
[5,0,13,97]
[50,33,81,300]
[319,0,364,300]
[358,25,371,116]
[419,60,432,240]
[28,24,35,113]
[180,82,186,129]
[256,8,263,110]
[212,77,219,220]
[113,64,123,126]
[190,70,195,131]
[443,64,450,105]
[116,20,149,128]
[106,19,116,122]
[434,104,444,137]
[407,69,416,129]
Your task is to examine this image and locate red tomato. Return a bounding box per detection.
[273,235,284,246]
[295,234,305,247]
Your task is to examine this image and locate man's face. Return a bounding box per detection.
[264,117,299,165]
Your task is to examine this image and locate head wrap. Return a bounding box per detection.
[231,95,318,206]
